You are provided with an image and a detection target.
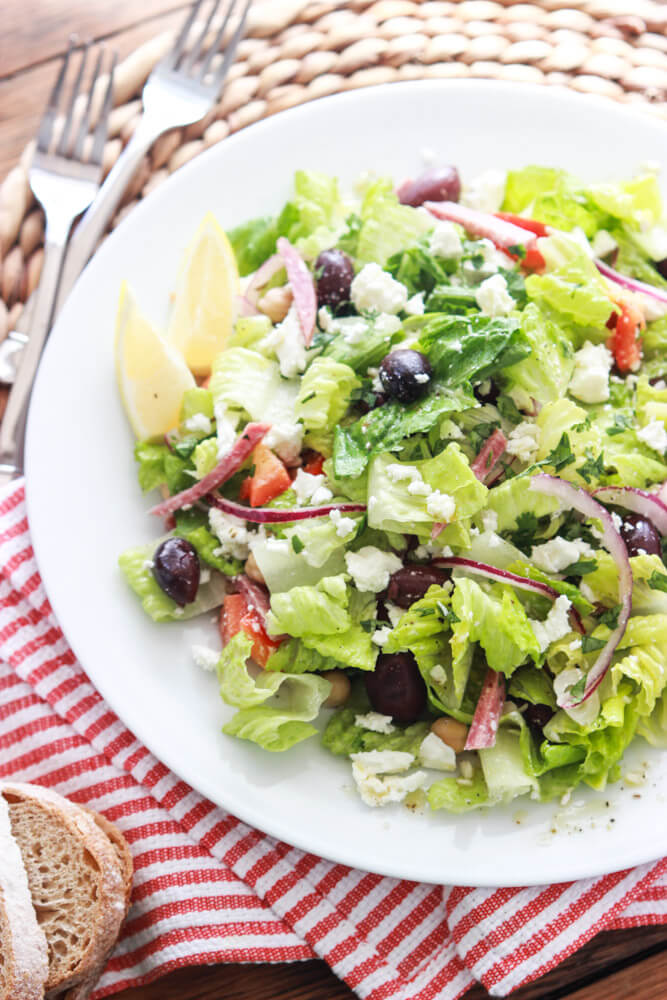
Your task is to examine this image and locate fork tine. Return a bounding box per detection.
[90,52,117,166]
[36,37,77,153]
[56,41,90,157]
[179,0,223,73]
[161,0,207,72]
[205,0,251,87]
[72,46,105,161]
[197,0,245,83]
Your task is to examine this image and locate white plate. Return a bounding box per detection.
[26,81,667,886]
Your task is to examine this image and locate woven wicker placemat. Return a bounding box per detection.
[2,0,667,338]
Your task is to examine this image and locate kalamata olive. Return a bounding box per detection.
[315,249,354,310]
[620,514,662,557]
[473,379,500,406]
[153,537,200,607]
[522,703,554,734]
[365,652,427,724]
[387,565,449,609]
[654,257,667,280]
[397,166,461,207]
[379,349,432,403]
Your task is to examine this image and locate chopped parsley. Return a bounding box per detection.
[648,570,667,593]
[545,432,575,472]
[561,559,598,577]
[581,635,607,653]
[569,676,586,700]
[576,452,605,484]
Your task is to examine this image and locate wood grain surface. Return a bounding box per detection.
[1,3,666,1000]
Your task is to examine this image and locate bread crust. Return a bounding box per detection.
[0,794,49,1000]
[0,782,128,996]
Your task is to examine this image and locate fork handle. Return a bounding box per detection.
[54,118,162,316]
[0,233,67,478]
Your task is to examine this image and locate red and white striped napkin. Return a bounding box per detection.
[1,480,665,999]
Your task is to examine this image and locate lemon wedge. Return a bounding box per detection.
[166,212,240,375]
[115,281,195,441]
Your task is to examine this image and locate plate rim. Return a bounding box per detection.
[26,78,667,886]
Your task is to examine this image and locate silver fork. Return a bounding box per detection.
[52,0,252,317]
[0,41,115,483]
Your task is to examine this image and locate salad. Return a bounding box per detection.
[118,161,667,813]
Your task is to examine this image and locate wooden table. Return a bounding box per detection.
[1,4,666,999]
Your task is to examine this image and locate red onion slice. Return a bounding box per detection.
[432,555,584,633]
[471,429,507,484]
[424,201,539,252]
[530,474,633,708]
[209,495,366,523]
[276,237,317,346]
[149,422,269,518]
[236,294,259,316]
[465,668,505,750]
[596,258,667,306]
[245,253,284,306]
[593,486,667,536]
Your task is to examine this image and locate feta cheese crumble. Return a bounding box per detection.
[429,221,463,259]
[530,537,594,574]
[372,626,392,647]
[386,463,421,482]
[292,469,326,505]
[350,750,428,807]
[426,491,456,522]
[344,546,402,592]
[481,509,499,532]
[354,712,395,734]
[184,412,212,434]
[529,595,573,653]
[418,733,456,771]
[262,303,307,378]
[264,421,303,464]
[506,421,540,464]
[330,509,357,538]
[209,508,252,560]
[475,274,515,317]
[638,420,667,454]
[350,263,408,315]
[568,341,613,404]
[191,645,220,672]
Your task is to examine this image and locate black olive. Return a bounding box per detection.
[379,349,432,403]
[473,379,500,406]
[153,537,200,607]
[654,257,667,280]
[620,514,662,557]
[387,565,449,609]
[315,249,354,310]
[522,703,554,734]
[397,166,461,207]
[365,652,427,724]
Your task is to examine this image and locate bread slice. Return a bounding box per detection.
[59,810,135,1000]
[0,783,128,996]
[0,794,49,1000]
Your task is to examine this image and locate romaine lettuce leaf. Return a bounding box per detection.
[173,509,242,576]
[333,386,473,479]
[525,233,614,328]
[584,552,667,616]
[416,313,529,386]
[427,767,489,812]
[295,356,359,432]
[134,440,191,494]
[367,444,487,538]
[268,575,350,637]
[355,177,432,265]
[209,347,299,426]
[322,708,429,757]
[501,303,574,410]
[638,692,667,747]
[218,633,331,751]
[451,578,540,677]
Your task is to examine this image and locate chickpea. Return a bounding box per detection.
[244,552,265,585]
[430,717,468,754]
[258,285,293,323]
[322,670,351,708]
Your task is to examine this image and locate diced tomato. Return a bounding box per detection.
[239,476,252,501]
[607,302,643,373]
[303,451,325,476]
[220,593,283,667]
[494,213,547,271]
[246,443,291,507]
